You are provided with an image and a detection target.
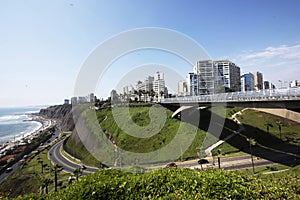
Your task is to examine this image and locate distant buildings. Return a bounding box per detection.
[290,80,300,88]
[185,59,241,95]
[64,99,70,104]
[178,80,188,96]
[241,73,254,92]
[110,90,119,102]
[119,71,168,102]
[69,93,96,105]
[264,81,270,90]
[253,71,264,90]
[71,97,77,105]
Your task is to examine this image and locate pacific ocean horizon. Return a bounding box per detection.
[0,107,45,144]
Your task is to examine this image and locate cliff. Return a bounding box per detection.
[39,104,75,131]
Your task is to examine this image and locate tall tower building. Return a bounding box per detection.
[214,60,241,92]
[253,71,263,90]
[144,76,154,92]
[186,72,200,96]
[194,60,215,95]
[153,71,165,98]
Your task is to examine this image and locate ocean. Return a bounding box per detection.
[0,107,44,144]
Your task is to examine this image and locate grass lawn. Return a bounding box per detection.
[213,109,300,162]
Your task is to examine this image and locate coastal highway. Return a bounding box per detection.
[0,121,61,184]
[48,139,99,175]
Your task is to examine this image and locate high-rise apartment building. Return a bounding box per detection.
[144,76,154,92]
[153,71,166,99]
[214,60,241,92]
[192,59,241,95]
[241,73,254,92]
[253,71,263,90]
[186,72,201,96]
[193,60,215,95]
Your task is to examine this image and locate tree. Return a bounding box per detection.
[54,164,63,192]
[264,123,273,134]
[149,89,155,101]
[217,149,222,169]
[246,138,256,173]
[159,90,164,99]
[276,120,283,140]
[41,178,52,194]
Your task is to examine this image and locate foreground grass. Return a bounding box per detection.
[13,167,300,199]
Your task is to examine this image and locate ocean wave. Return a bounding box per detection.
[0,114,27,124]
[0,114,42,143]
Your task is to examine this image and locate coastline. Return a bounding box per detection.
[0,114,53,156]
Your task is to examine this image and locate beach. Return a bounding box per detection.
[0,107,53,158]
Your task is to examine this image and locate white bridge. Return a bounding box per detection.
[161,88,300,104]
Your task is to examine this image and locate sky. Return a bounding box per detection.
[0,0,300,107]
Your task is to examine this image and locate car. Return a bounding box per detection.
[80,165,86,170]
[198,159,209,164]
[166,162,177,168]
[5,167,13,173]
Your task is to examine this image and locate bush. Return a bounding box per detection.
[16,168,299,199]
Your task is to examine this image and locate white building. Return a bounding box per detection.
[153,71,166,99]
[178,80,188,96]
[290,80,299,88]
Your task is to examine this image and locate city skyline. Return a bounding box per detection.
[1,0,300,107]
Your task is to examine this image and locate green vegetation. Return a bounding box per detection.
[94,106,209,163]
[212,109,300,156]
[238,109,300,144]
[13,167,300,199]
[0,146,69,198]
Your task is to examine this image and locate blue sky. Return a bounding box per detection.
[0,0,300,107]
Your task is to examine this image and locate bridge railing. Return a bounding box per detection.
[161,88,300,103]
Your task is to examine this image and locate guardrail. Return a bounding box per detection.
[161,88,300,103]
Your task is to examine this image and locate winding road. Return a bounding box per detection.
[48,139,99,175]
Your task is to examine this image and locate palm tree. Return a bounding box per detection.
[276,120,283,140]
[217,149,222,169]
[41,178,52,194]
[149,89,155,102]
[246,138,256,173]
[159,90,164,99]
[54,164,63,192]
[264,123,273,134]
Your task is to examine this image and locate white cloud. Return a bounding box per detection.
[232,44,300,87]
[238,44,300,61]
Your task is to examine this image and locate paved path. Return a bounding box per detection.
[204,108,247,156]
[48,139,99,175]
